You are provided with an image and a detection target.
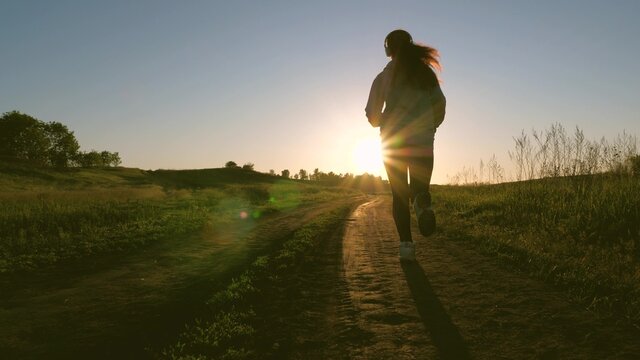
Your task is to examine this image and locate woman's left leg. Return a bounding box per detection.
[384,156,412,243]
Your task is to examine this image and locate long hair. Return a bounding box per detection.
[385,29,441,90]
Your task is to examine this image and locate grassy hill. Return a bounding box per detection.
[0,161,150,190]
[0,161,286,191]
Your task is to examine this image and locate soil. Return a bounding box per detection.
[286,196,640,359]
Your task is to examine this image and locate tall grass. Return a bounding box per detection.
[449,123,639,185]
[510,124,637,181]
[437,123,640,324]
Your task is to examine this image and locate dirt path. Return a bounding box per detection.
[0,199,356,359]
[292,196,640,359]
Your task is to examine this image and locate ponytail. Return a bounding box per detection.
[385,30,441,90]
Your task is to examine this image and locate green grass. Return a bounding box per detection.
[5,158,638,351]
[433,174,640,325]
[159,204,355,360]
[0,162,358,274]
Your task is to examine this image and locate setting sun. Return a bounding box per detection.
[352,136,385,177]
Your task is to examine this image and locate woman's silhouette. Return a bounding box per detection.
[365,29,446,261]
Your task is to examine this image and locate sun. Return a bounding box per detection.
[352,136,385,176]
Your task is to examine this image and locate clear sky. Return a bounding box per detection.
[2,0,639,183]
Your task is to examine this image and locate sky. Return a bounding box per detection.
[2,0,639,183]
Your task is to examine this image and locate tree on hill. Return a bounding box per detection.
[225,161,239,168]
[45,121,80,167]
[281,169,290,178]
[0,111,119,167]
[242,162,255,171]
[298,169,308,180]
[76,151,100,167]
[101,151,121,167]
[0,111,50,165]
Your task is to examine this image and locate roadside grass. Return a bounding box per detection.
[0,163,358,274]
[433,174,640,326]
[159,204,356,360]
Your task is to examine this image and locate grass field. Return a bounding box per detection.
[155,174,639,359]
[0,162,366,358]
[433,174,640,325]
[2,160,639,357]
[0,162,357,274]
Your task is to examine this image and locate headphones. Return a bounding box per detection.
[384,30,413,57]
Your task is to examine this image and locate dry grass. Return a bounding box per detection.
[433,174,640,325]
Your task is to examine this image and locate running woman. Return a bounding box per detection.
[365,29,446,261]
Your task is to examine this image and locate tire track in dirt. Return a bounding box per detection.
[303,196,640,359]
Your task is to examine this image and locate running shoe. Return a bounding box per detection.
[414,192,436,236]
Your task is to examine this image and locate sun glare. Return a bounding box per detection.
[352,136,385,177]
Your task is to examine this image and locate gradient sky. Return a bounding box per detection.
[2,1,639,183]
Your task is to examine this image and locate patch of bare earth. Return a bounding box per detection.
[289,196,640,359]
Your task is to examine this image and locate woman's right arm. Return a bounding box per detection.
[365,63,393,127]
[365,73,385,127]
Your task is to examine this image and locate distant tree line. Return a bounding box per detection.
[225,160,387,193]
[225,161,255,170]
[0,111,121,167]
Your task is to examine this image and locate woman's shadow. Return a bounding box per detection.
[401,261,472,360]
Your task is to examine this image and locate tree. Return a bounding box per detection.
[100,151,121,167]
[312,168,320,181]
[293,173,299,180]
[0,111,50,164]
[242,162,255,171]
[298,169,308,180]
[45,121,80,167]
[281,169,290,178]
[225,161,238,168]
[269,169,276,176]
[76,151,104,167]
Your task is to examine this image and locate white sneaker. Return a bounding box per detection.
[399,241,415,261]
